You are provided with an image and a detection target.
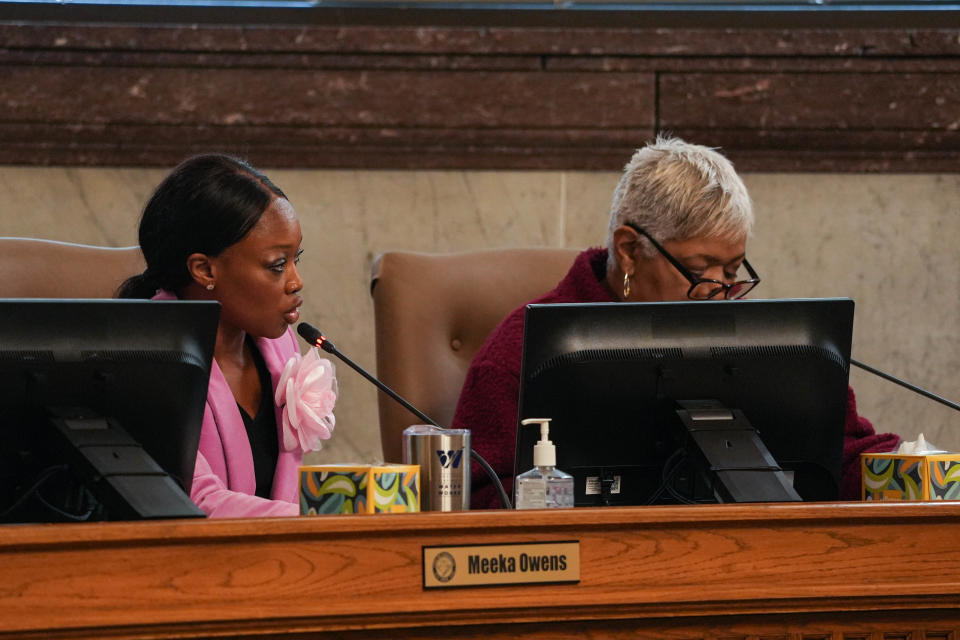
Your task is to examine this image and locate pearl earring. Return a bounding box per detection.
[206,283,215,291]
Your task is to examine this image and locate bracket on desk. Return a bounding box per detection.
[675,399,801,503]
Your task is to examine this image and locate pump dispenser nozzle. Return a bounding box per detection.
[521,417,556,467]
[515,417,573,509]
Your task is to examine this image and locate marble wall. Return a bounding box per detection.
[2,167,957,463]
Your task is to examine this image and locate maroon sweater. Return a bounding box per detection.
[452,247,899,508]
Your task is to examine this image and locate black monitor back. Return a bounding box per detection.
[515,298,854,505]
[0,299,219,520]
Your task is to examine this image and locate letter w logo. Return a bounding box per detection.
[436,449,463,469]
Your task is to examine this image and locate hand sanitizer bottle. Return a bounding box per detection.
[514,418,574,509]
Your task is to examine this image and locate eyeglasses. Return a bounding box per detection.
[623,222,761,300]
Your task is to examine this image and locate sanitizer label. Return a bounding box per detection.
[518,482,546,505]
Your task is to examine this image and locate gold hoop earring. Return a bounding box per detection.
[622,272,631,299]
[206,283,215,291]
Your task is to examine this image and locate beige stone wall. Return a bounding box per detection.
[2,167,957,465]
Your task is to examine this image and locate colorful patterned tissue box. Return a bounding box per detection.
[299,464,420,515]
[862,453,960,501]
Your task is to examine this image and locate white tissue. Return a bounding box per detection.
[895,433,947,455]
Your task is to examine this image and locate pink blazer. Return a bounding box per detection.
[153,291,302,518]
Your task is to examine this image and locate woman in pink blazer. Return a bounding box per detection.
[119,154,308,518]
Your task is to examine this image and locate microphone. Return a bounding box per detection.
[851,358,960,413]
[296,322,513,509]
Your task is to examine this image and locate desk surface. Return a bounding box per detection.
[3,501,960,639]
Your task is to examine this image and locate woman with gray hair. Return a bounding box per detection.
[453,136,897,509]
[604,136,757,304]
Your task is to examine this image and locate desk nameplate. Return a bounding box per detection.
[422,540,580,589]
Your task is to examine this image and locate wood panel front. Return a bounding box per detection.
[2,502,960,638]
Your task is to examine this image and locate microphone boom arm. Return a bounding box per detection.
[317,337,441,429]
[852,359,960,413]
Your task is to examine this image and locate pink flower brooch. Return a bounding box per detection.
[275,347,338,452]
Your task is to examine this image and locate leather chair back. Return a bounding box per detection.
[370,248,578,462]
[0,237,144,298]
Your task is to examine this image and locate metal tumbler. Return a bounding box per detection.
[402,425,471,511]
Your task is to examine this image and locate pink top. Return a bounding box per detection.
[153,291,302,518]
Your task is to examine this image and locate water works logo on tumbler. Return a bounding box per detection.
[403,425,471,511]
[436,449,463,469]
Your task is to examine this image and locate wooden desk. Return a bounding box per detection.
[3,502,960,639]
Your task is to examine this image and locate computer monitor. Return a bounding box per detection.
[515,298,854,506]
[0,299,220,522]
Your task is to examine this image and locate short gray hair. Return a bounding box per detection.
[606,137,753,267]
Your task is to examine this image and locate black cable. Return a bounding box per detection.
[646,448,690,505]
[664,459,697,505]
[470,449,513,510]
[0,464,65,519]
[36,487,96,522]
[0,465,94,521]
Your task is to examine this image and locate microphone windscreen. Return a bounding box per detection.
[297,322,323,345]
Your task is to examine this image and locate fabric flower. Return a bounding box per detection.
[274,347,338,452]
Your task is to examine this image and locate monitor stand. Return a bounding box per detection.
[675,400,802,503]
[46,407,204,520]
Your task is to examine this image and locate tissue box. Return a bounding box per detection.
[299,464,420,515]
[862,453,960,501]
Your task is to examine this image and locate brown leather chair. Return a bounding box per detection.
[370,248,579,462]
[0,237,144,298]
